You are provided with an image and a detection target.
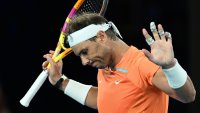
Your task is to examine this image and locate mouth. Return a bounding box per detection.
[91,61,97,67]
[90,61,106,69]
[89,61,99,68]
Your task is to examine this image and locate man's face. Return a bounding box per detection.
[72,40,112,69]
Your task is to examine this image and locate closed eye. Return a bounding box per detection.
[79,49,88,56]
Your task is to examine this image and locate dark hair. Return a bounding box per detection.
[64,12,118,47]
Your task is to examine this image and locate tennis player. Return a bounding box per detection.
[43,12,196,113]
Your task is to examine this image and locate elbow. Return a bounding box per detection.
[189,89,196,103]
[182,89,196,103]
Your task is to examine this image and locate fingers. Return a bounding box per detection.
[42,50,55,67]
[42,61,48,70]
[42,50,61,70]
[165,31,172,42]
[43,54,56,66]
[143,22,173,46]
[142,28,155,46]
[157,24,165,40]
[150,22,160,40]
[42,53,57,70]
[49,50,55,54]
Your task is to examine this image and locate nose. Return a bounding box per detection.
[80,56,90,66]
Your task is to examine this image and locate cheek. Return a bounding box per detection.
[100,48,111,62]
[98,47,109,57]
[91,45,111,61]
[103,46,111,56]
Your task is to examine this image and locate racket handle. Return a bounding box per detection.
[20,48,72,107]
[20,70,48,107]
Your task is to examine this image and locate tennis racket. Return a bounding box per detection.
[20,0,109,107]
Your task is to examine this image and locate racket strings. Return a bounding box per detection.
[78,0,103,14]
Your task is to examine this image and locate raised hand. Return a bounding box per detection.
[142,22,176,68]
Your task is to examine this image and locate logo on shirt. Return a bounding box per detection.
[116,68,128,73]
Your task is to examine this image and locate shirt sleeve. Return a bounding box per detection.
[138,56,160,86]
[128,52,160,89]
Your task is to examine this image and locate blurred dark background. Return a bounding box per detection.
[0,0,199,113]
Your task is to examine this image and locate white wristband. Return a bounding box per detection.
[64,79,92,105]
[162,59,187,89]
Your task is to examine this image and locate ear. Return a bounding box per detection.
[96,31,107,42]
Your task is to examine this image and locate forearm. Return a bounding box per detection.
[173,76,196,103]
[55,76,98,109]
[162,59,196,103]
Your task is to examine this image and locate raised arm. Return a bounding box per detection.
[142,22,196,103]
[43,51,98,109]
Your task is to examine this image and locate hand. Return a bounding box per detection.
[142,22,176,68]
[42,50,63,85]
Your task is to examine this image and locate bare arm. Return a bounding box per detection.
[152,68,196,103]
[142,22,196,103]
[43,51,98,109]
[60,80,98,109]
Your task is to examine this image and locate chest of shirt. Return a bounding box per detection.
[97,68,141,113]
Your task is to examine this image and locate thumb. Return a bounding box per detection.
[142,49,152,59]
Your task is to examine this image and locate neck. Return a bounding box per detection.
[108,39,130,68]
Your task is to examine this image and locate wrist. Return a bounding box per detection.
[60,78,69,91]
[54,74,68,90]
[162,59,187,89]
[162,58,176,69]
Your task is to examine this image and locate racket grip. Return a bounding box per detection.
[20,48,72,107]
[20,70,48,107]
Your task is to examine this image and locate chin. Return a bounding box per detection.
[97,67,104,69]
